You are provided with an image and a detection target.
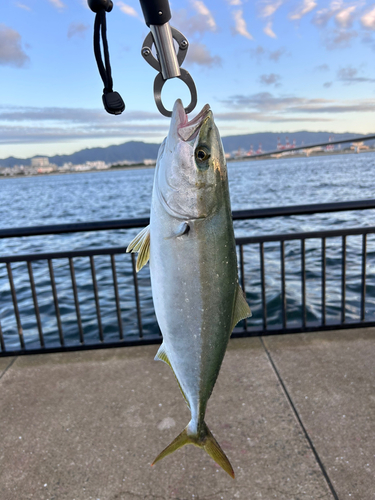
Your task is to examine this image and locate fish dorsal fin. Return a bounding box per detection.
[231,284,252,330]
[155,343,190,408]
[126,225,150,272]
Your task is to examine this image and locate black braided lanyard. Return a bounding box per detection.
[88,0,125,115]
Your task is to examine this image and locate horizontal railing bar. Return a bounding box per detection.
[1,199,375,239]
[231,199,375,221]
[1,320,375,357]
[236,225,375,245]
[0,246,129,263]
[1,225,375,263]
[0,217,150,239]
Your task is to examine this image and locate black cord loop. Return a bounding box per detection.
[89,1,125,115]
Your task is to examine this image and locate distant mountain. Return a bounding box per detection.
[0,132,371,168]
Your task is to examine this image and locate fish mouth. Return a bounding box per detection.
[174,100,211,142]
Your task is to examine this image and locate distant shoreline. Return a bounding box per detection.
[1,148,374,180]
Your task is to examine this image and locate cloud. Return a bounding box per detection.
[48,0,65,9]
[315,63,330,71]
[361,6,375,29]
[259,0,284,18]
[250,46,286,62]
[191,1,216,30]
[313,2,358,35]
[0,106,168,144]
[220,91,375,116]
[172,3,217,37]
[116,2,140,18]
[269,48,286,61]
[16,3,31,11]
[264,21,277,38]
[215,112,329,122]
[252,45,266,58]
[337,65,375,84]
[0,106,161,123]
[185,43,221,66]
[335,5,357,28]
[289,0,317,20]
[0,24,29,68]
[259,73,281,86]
[67,23,89,39]
[232,9,253,39]
[0,124,168,144]
[323,82,333,88]
[313,2,342,27]
[325,28,358,49]
[226,0,242,5]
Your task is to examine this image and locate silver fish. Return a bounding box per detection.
[127,100,251,478]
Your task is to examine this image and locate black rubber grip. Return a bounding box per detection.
[139,0,171,26]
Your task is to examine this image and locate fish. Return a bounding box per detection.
[126,99,251,478]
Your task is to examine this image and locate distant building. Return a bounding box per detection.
[277,136,296,151]
[85,161,109,170]
[31,157,50,167]
[143,159,156,166]
[326,135,335,152]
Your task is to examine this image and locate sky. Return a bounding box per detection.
[2,0,375,159]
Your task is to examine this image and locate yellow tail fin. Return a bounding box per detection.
[151,422,234,478]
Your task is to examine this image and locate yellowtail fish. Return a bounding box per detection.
[127,99,251,478]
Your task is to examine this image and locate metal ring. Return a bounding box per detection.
[154,69,198,117]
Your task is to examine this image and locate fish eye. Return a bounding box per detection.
[195,147,210,162]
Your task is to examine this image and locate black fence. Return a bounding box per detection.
[1,199,375,356]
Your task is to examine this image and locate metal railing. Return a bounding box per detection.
[1,199,375,356]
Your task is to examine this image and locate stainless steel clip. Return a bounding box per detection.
[141,25,197,117]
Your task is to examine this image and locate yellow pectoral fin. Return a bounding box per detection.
[231,284,252,330]
[126,225,150,272]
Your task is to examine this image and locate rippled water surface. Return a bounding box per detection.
[1,152,375,349]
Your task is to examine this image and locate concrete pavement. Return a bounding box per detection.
[0,328,374,500]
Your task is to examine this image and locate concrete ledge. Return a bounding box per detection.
[264,327,375,500]
[0,329,372,499]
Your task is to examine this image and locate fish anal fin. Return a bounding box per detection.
[155,343,170,366]
[155,344,190,408]
[152,421,235,479]
[231,284,252,330]
[126,225,150,272]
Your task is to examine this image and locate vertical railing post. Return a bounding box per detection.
[90,256,103,342]
[6,263,25,349]
[0,318,5,352]
[111,254,124,340]
[239,245,247,331]
[27,261,45,348]
[131,254,143,338]
[260,242,267,331]
[301,239,306,329]
[280,241,287,330]
[361,233,367,321]
[341,236,346,324]
[69,258,84,344]
[322,237,326,326]
[48,260,64,346]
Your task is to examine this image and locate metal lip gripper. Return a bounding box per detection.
[139,0,198,117]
